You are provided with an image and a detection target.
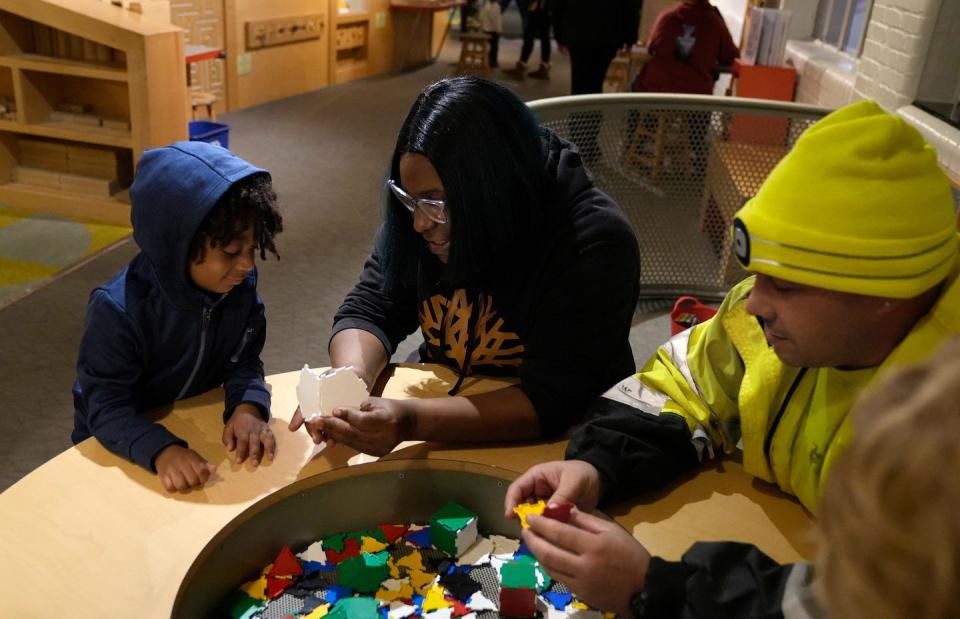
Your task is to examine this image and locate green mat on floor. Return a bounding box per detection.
[0,204,131,308]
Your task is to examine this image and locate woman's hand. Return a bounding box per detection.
[154,445,217,492]
[224,403,276,466]
[524,508,651,615]
[504,460,604,518]
[305,397,415,456]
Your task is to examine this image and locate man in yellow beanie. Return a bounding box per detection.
[500,100,960,616]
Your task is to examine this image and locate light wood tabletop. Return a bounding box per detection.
[0,364,813,617]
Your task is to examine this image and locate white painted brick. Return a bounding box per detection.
[901,12,928,34]
[885,6,903,28]
[870,22,889,44]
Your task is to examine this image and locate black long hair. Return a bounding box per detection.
[379,77,551,288]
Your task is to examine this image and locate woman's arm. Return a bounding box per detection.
[329,328,390,390]
[409,385,540,441]
[315,385,541,456]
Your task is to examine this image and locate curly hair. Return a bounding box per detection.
[817,337,960,619]
[189,172,282,263]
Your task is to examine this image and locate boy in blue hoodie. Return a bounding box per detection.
[72,141,283,493]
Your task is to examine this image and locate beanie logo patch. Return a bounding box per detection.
[733,218,750,267]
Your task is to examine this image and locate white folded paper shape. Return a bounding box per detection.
[297,364,369,422]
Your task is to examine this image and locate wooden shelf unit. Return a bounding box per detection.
[0,0,187,225]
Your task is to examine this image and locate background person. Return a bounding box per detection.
[633,0,739,95]
[553,0,642,94]
[289,77,640,456]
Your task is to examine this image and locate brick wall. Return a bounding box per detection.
[853,0,941,110]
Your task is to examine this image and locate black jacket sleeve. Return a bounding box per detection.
[517,221,640,437]
[640,543,822,619]
[565,397,699,503]
[332,225,420,355]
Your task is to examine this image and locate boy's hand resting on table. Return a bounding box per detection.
[504,460,605,517]
[154,445,217,492]
[223,403,276,466]
[524,508,651,615]
[289,397,414,457]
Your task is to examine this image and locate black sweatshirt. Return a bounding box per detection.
[332,132,640,437]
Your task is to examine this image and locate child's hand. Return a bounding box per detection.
[223,403,276,466]
[155,445,217,492]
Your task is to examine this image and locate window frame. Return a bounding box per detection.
[813,0,874,57]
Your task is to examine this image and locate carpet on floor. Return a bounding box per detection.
[0,204,131,308]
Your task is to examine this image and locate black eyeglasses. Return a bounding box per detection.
[386,179,449,224]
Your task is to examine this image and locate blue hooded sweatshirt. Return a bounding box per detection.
[72,141,272,472]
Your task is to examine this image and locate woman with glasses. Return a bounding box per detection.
[289,76,640,456]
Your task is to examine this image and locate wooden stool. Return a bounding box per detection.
[623,111,693,181]
[191,91,217,120]
[457,32,490,74]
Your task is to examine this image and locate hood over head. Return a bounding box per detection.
[130,141,268,308]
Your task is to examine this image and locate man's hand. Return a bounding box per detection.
[524,508,651,615]
[154,445,216,492]
[305,397,414,456]
[223,403,276,466]
[504,460,604,518]
[289,405,330,445]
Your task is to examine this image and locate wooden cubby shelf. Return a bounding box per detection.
[0,0,187,225]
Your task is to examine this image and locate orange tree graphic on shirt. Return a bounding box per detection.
[419,289,525,371]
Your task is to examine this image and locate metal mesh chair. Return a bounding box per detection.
[527,94,829,307]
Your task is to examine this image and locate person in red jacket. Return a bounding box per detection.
[634,0,738,95]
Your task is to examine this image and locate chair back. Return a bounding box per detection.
[528,93,829,306]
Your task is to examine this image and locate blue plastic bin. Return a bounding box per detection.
[188,120,230,149]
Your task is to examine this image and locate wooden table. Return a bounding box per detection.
[390,1,465,71]
[0,364,813,617]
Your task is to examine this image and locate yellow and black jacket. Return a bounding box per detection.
[569,265,960,513]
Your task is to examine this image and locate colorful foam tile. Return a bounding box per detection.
[488,535,521,556]
[499,587,537,617]
[387,601,419,619]
[325,584,354,605]
[301,603,332,619]
[458,535,494,565]
[542,502,574,523]
[239,573,268,601]
[438,567,481,601]
[542,591,574,611]
[465,591,498,612]
[500,560,538,589]
[429,503,478,557]
[269,545,304,578]
[327,537,362,564]
[360,535,389,553]
[421,583,453,612]
[327,596,381,619]
[299,541,327,564]
[379,524,409,543]
[266,575,294,599]
[375,577,415,602]
[507,554,552,591]
[324,533,348,553]
[405,527,432,548]
[512,500,546,529]
[409,567,438,594]
[338,551,390,593]
[223,590,264,619]
[395,548,425,574]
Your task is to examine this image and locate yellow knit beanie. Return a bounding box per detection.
[732,100,958,298]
